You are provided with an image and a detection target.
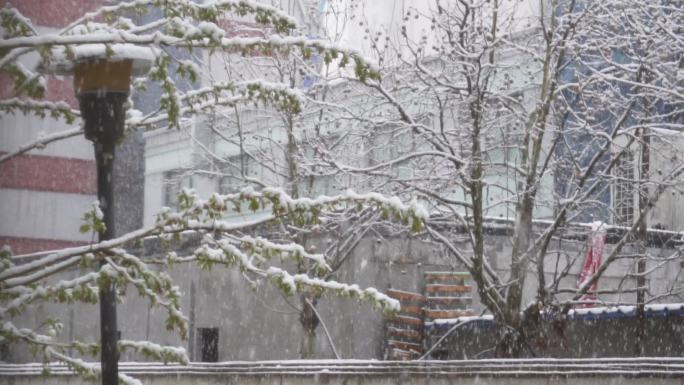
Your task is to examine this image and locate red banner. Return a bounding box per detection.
[577,222,606,306]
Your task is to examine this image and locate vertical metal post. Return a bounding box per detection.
[635,127,650,356]
[188,282,196,362]
[79,92,128,385]
[95,140,119,385]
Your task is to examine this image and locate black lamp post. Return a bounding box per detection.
[76,59,129,385]
[40,49,153,385]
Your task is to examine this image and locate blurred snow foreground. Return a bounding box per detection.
[0,1,426,383]
[1,0,684,383]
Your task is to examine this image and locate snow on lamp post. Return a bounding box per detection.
[39,45,154,385]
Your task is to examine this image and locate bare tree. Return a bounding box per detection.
[0,1,428,381]
[311,0,684,356]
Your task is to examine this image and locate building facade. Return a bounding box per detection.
[0,0,106,255]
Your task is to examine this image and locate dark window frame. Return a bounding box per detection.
[614,151,635,226]
[163,169,193,208]
[197,327,219,362]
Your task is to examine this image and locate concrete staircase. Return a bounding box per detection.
[422,271,474,358]
[385,289,425,360]
[384,271,474,360]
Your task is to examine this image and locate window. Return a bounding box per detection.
[614,152,635,226]
[219,156,264,195]
[0,341,8,361]
[302,174,337,197]
[219,174,243,195]
[163,170,193,208]
[197,327,219,362]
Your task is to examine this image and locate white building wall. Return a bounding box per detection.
[0,190,94,242]
[0,113,92,160]
[613,129,684,231]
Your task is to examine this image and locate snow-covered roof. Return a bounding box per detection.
[426,303,684,330]
[567,303,684,321]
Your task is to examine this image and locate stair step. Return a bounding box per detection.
[425,284,472,294]
[387,289,425,302]
[388,315,424,328]
[388,348,415,360]
[424,271,470,283]
[424,309,475,319]
[398,304,424,317]
[424,271,471,277]
[427,303,470,311]
[427,296,472,310]
[387,326,423,340]
[427,296,473,304]
[388,340,424,353]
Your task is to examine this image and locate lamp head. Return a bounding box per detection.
[37,44,156,144]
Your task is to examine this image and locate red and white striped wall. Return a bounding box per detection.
[0,0,106,255]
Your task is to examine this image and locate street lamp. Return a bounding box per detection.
[40,45,154,385]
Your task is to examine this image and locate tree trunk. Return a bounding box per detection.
[506,198,534,322]
[495,330,526,358]
[299,295,320,359]
[496,304,542,358]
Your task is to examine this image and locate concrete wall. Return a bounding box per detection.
[6,233,455,362]
[4,373,682,385]
[6,227,682,363]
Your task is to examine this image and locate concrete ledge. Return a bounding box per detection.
[2,358,684,379]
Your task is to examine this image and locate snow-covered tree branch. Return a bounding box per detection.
[0,1,427,382]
